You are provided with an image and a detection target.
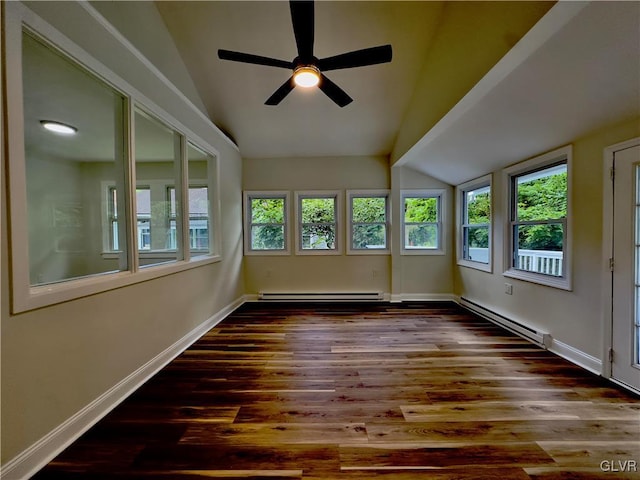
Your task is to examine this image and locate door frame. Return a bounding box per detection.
[601,137,640,391]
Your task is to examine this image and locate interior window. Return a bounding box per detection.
[22,31,128,286]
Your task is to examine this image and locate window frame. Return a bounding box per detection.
[294,191,342,255]
[346,189,391,255]
[400,189,446,256]
[243,191,291,256]
[5,4,222,313]
[503,145,572,290]
[456,175,492,272]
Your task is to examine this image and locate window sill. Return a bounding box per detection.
[458,258,492,273]
[503,267,572,291]
[347,248,390,255]
[13,254,221,313]
[401,248,445,256]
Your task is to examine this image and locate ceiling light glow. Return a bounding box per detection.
[40,120,77,135]
[293,66,320,88]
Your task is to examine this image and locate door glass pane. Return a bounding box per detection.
[633,165,640,365]
[22,31,127,286]
[187,143,212,256]
[134,108,182,267]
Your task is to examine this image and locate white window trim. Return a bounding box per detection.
[456,174,492,272]
[294,191,343,256]
[346,189,391,255]
[5,3,221,313]
[400,189,446,256]
[243,191,291,256]
[503,145,572,290]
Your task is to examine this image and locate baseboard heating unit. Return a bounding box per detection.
[258,292,383,301]
[458,297,551,348]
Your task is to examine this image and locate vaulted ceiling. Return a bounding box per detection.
[118,1,638,184]
[154,1,558,162]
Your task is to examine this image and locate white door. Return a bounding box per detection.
[611,143,640,391]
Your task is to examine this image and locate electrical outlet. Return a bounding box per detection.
[504,283,513,295]
[372,269,379,278]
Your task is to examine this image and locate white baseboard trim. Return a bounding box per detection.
[1,295,246,480]
[548,338,603,375]
[395,293,456,302]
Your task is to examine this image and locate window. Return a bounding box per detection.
[504,146,571,290]
[186,142,214,257]
[7,17,221,312]
[134,108,183,267]
[168,186,209,252]
[457,175,492,271]
[244,192,290,255]
[401,190,445,255]
[295,191,341,254]
[347,190,390,254]
[108,187,151,251]
[20,30,128,286]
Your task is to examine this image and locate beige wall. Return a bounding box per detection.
[391,1,552,164]
[1,1,244,466]
[243,156,392,295]
[391,166,454,298]
[454,117,640,358]
[243,156,456,299]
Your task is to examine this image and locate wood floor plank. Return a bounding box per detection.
[33,301,640,479]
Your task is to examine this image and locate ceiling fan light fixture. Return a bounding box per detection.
[293,65,320,88]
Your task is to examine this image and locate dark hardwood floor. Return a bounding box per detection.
[33,302,639,479]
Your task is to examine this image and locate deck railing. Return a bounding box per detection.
[467,248,563,276]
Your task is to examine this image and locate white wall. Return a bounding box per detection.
[1,1,244,470]
[454,117,640,363]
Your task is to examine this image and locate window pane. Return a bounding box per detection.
[515,223,564,276]
[136,188,151,250]
[465,186,491,224]
[405,224,437,249]
[188,143,211,256]
[516,164,567,221]
[251,198,284,224]
[302,225,336,249]
[352,224,386,249]
[352,197,386,223]
[301,198,335,223]
[251,225,284,250]
[22,31,127,286]
[464,226,489,263]
[134,109,182,267]
[405,197,437,223]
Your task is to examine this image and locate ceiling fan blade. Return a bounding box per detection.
[318,45,392,72]
[290,0,314,62]
[318,74,352,107]
[218,49,293,69]
[265,76,296,105]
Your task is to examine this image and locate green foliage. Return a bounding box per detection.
[352,197,386,248]
[516,171,566,251]
[466,192,490,224]
[404,197,438,247]
[251,198,285,249]
[301,198,335,249]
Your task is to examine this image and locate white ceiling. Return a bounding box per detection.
[398,1,640,185]
[155,0,639,183]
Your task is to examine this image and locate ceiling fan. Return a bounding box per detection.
[218,0,392,107]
